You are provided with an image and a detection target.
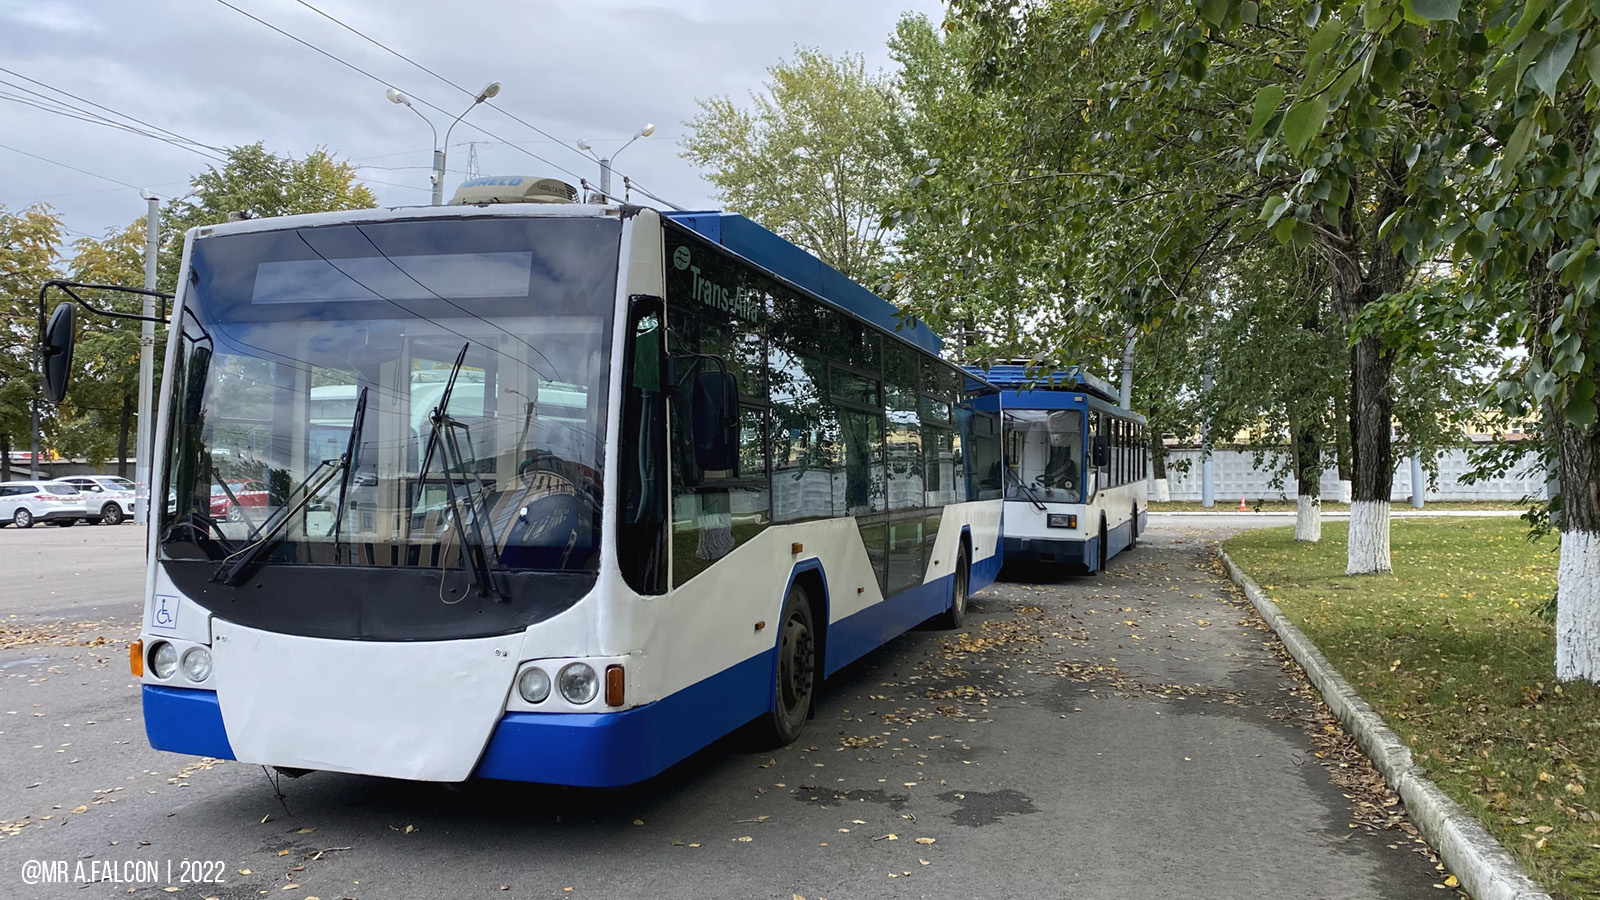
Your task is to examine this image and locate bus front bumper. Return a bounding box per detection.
[1003,535,1096,567]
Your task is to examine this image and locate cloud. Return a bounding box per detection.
[0,0,943,237]
[0,0,99,34]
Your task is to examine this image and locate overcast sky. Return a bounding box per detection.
[0,0,945,244]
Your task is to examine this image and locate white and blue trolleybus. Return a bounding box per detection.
[129,178,1005,786]
[971,365,1147,572]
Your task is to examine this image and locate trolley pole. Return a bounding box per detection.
[134,192,159,524]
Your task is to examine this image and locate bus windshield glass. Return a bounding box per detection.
[1003,409,1083,503]
[159,215,620,574]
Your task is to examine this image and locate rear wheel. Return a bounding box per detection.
[760,583,817,747]
[1129,504,1139,550]
[100,502,124,526]
[936,551,970,629]
[13,508,34,529]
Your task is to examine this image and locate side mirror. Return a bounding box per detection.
[1092,435,1108,467]
[40,302,76,403]
[691,370,739,474]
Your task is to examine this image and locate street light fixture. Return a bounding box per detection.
[384,82,501,205]
[576,123,654,202]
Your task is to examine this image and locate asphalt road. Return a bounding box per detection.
[0,517,1460,900]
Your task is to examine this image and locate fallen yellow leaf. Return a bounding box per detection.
[72,805,88,814]
[736,836,753,842]
[915,837,935,845]
[1444,876,1458,887]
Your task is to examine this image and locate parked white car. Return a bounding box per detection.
[0,481,89,528]
[51,475,137,525]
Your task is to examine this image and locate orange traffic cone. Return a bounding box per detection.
[1238,495,1248,511]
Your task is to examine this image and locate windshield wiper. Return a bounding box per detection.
[328,385,369,550]
[212,388,369,586]
[419,344,503,601]
[1005,467,1050,511]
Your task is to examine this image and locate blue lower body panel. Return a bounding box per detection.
[475,649,773,787]
[143,685,236,760]
[825,573,953,676]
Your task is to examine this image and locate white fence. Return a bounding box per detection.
[1155,447,1549,503]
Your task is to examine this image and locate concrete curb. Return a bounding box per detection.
[1216,548,1551,900]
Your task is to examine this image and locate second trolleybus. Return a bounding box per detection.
[970,365,1148,572]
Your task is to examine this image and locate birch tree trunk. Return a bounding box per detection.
[1150,431,1170,502]
[1554,413,1600,683]
[1293,419,1322,542]
[1345,332,1395,572]
[1327,171,1404,575]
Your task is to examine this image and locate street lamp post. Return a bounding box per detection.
[576,123,654,201]
[386,82,501,205]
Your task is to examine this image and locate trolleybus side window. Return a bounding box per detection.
[664,290,772,588]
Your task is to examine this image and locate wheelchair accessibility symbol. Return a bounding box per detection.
[152,595,179,630]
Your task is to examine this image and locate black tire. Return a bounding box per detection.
[936,551,970,629]
[13,508,34,529]
[760,583,817,747]
[1097,517,1108,572]
[1129,504,1139,550]
[100,503,124,526]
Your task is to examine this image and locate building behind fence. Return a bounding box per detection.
[1155,446,1548,503]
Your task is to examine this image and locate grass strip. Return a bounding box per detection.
[1224,519,1598,900]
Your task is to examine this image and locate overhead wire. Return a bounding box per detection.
[0,65,229,156]
[287,0,683,205]
[209,0,589,185]
[0,141,151,194]
[0,88,228,164]
[290,0,595,163]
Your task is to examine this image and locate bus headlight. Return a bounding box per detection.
[557,662,598,705]
[149,641,178,679]
[517,666,551,704]
[180,647,213,683]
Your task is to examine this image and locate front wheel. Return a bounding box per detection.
[760,583,817,747]
[100,503,124,526]
[13,508,34,528]
[1097,518,1108,572]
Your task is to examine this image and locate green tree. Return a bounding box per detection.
[0,203,65,481]
[158,143,378,289]
[1280,0,1600,682]
[682,47,912,288]
[892,3,1494,571]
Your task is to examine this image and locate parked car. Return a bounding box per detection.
[210,480,270,521]
[50,475,137,525]
[0,481,89,528]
